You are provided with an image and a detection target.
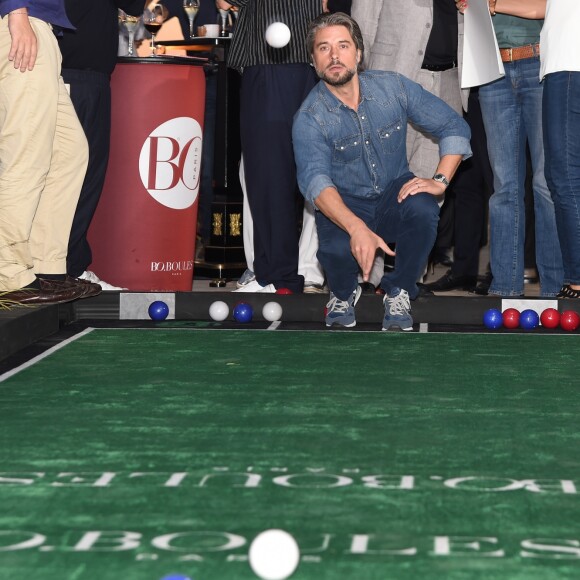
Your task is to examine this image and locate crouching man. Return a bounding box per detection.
[292,12,471,330]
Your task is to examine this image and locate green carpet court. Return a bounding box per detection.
[1,328,580,579]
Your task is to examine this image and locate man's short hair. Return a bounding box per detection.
[306,12,365,72]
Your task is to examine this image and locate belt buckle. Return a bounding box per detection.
[507,48,513,62]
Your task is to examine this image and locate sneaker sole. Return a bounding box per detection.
[304,287,326,294]
[326,320,357,328]
[382,323,413,331]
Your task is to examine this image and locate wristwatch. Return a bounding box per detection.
[432,173,450,188]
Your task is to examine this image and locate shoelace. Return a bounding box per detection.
[326,294,351,313]
[387,292,410,315]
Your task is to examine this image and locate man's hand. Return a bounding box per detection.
[397,177,445,203]
[216,0,233,10]
[349,223,395,282]
[7,12,37,72]
[456,0,496,14]
[322,0,329,12]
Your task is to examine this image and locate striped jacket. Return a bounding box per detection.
[225,0,324,71]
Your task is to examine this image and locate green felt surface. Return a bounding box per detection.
[1,328,580,579]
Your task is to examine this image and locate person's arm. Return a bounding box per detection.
[117,0,147,17]
[216,0,246,9]
[314,187,395,282]
[456,0,545,18]
[397,154,464,202]
[5,7,37,71]
[492,0,545,18]
[351,1,382,66]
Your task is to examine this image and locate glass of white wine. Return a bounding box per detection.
[183,0,200,39]
[219,8,230,36]
[119,11,141,57]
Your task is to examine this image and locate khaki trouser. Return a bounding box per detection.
[0,16,88,291]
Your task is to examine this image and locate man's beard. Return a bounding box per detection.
[316,62,356,87]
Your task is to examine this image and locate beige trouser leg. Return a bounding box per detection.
[0,17,88,291]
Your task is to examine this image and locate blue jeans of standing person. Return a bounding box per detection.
[315,173,439,301]
[479,57,563,297]
[543,71,580,286]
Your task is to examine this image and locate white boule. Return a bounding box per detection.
[265,22,291,48]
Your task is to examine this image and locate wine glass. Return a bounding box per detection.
[119,10,140,57]
[218,8,230,37]
[143,4,168,56]
[183,0,200,39]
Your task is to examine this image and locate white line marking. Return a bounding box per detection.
[267,321,282,330]
[419,323,429,333]
[0,327,95,383]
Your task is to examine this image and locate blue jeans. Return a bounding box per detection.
[315,173,440,300]
[543,71,580,286]
[479,57,563,296]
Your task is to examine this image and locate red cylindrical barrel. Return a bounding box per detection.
[88,57,206,290]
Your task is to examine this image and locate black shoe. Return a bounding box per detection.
[416,285,434,298]
[470,272,492,296]
[428,248,453,273]
[524,267,539,285]
[422,270,477,292]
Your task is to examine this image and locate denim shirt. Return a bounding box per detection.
[0,0,73,29]
[293,70,472,205]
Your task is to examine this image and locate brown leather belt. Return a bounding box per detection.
[499,43,540,63]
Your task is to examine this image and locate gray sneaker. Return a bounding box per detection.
[382,287,413,331]
[325,286,362,328]
[236,269,255,289]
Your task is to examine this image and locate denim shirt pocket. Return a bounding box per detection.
[378,119,404,154]
[333,134,363,164]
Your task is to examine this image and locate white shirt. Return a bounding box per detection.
[540,0,580,79]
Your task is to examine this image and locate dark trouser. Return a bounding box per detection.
[315,173,440,301]
[63,68,111,278]
[197,70,217,243]
[239,64,317,293]
[451,87,493,278]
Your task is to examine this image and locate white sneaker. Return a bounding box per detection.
[79,270,127,291]
[236,268,256,288]
[233,280,276,293]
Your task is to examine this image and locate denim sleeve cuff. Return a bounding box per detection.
[305,174,336,205]
[0,1,29,17]
[438,135,473,161]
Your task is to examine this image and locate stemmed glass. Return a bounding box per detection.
[119,10,140,57]
[218,8,230,37]
[183,0,200,39]
[143,4,168,56]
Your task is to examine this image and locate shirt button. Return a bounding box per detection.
[354,141,358,145]
[340,146,344,150]
[372,163,376,167]
[365,140,369,145]
[426,23,431,28]
[361,116,365,120]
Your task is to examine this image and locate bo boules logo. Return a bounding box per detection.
[139,117,202,210]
